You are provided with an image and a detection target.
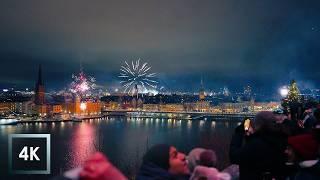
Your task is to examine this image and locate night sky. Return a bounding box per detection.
[0,0,319,93]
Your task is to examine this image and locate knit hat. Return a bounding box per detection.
[253,111,277,131]
[143,144,171,170]
[288,134,319,161]
[190,166,231,180]
[187,148,206,172]
[199,150,217,168]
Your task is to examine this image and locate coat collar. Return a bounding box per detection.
[299,159,319,168]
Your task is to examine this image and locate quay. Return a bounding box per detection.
[1,111,257,125]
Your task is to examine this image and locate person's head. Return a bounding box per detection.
[252,111,277,132]
[187,148,206,172]
[274,114,287,124]
[187,148,217,172]
[285,145,296,164]
[168,146,190,175]
[287,134,319,162]
[143,144,189,175]
[304,103,314,114]
[199,150,217,168]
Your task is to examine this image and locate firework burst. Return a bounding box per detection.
[119,59,158,94]
[70,70,96,96]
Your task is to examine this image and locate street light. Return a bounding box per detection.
[80,102,87,115]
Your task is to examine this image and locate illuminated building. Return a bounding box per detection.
[0,102,16,114]
[253,102,280,112]
[0,100,34,115]
[183,101,210,112]
[62,96,101,116]
[220,102,251,113]
[52,104,63,114]
[159,104,184,112]
[104,101,121,110]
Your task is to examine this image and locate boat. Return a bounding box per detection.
[0,118,19,125]
[71,117,82,122]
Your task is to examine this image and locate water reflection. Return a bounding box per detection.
[61,121,65,128]
[211,121,216,128]
[67,123,97,169]
[187,120,192,129]
[1,125,14,136]
[199,120,204,128]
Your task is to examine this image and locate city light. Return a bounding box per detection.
[80,102,87,111]
[279,86,289,97]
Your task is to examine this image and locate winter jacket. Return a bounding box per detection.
[229,125,287,180]
[136,162,190,180]
[136,162,175,180]
[294,160,320,180]
[303,114,317,130]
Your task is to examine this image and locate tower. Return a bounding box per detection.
[35,65,45,105]
[199,77,205,101]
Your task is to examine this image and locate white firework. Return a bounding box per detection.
[119,59,157,94]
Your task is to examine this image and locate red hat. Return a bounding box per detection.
[288,134,319,161]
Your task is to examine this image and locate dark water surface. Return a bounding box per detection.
[0,117,241,179]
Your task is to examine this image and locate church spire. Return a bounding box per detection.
[200,76,204,90]
[37,64,43,85]
[35,64,45,105]
[199,76,205,101]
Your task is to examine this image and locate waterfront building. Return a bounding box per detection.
[51,104,63,114]
[22,100,35,115]
[183,101,210,112]
[0,102,16,114]
[159,104,184,112]
[253,102,280,112]
[105,101,122,110]
[62,96,101,116]
[0,100,35,115]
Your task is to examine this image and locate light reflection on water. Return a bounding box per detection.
[0,117,241,179]
[212,121,216,128]
[66,123,97,168]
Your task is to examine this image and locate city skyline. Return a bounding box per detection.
[1,0,320,92]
